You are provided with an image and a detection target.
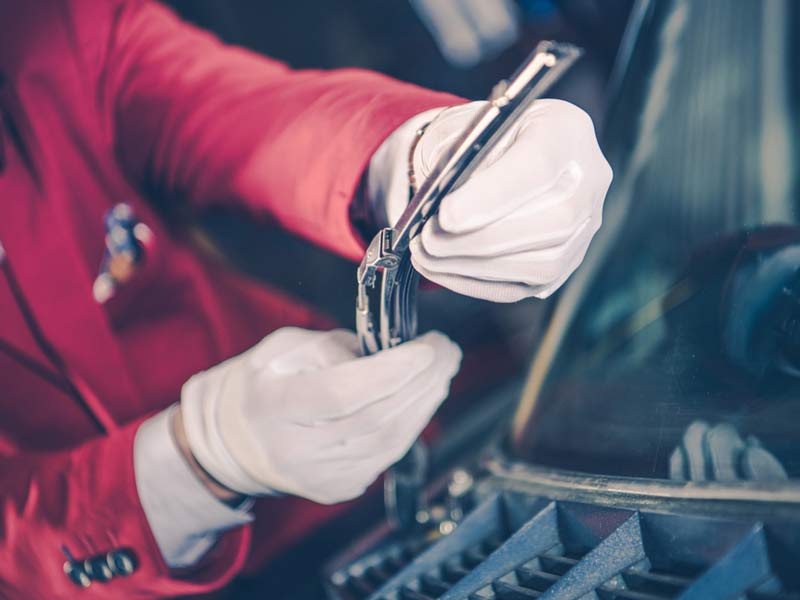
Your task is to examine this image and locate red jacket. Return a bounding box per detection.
[0,1,458,597]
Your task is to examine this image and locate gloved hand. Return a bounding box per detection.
[179,327,462,504]
[371,99,612,302]
[669,421,788,482]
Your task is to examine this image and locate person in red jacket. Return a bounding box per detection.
[0,0,611,597]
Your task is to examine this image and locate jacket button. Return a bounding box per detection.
[84,556,114,583]
[106,549,136,576]
[63,561,91,588]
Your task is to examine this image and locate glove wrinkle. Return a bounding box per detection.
[374,98,612,303]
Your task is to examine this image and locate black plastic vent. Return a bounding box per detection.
[326,492,800,600]
[479,553,699,599]
[395,536,505,600]
[328,535,431,600]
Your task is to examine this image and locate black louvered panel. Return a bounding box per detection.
[536,554,578,577]
[398,535,507,600]
[419,573,450,596]
[515,564,559,591]
[326,491,800,600]
[398,587,434,600]
[504,551,584,596]
[356,494,553,600]
[619,569,693,597]
[461,503,637,600]
[748,580,800,600]
[473,550,583,598]
[330,536,431,600]
[449,505,800,600]
[583,561,696,600]
[489,581,541,599]
[498,561,694,600]
[596,590,673,600]
[467,536,504,565]
[441,560,471,584]
[470,557,696,600]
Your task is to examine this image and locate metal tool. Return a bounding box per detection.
[355,41,583,529]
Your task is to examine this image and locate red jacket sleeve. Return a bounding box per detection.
[101,0,461,261]
[0,418,250,599]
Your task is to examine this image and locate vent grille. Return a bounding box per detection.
[597,566,694,599]
[394,536,506,600]
[326,491,800,600]
[475,554,698,599]
[328,536,431,600]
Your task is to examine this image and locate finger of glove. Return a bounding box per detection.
[333,371,453,468]
[411,263,543,303]
[287,331,460,423]
[261,334,456,471]
[411,219,593,287]
[416,102,498,180]
[289,373,452,500]
[413,186,602,303]
[320,352,459,457]
[321,351,459,443]
[234,326,324,373]
[245,327,357,374]
[706,423,745,481]
[299,479,370,505]
[260,329,360,376]
[436,138,576,235]
[309,332,461,439]
[419,170,589,258]
[424,99,609,236]
[314,452,397,502]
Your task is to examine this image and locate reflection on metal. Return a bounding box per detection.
[582,275,697,367]
[605,0,653,109]
[483,459,800,506]
[760,0,794,223]
[448,469,475,499]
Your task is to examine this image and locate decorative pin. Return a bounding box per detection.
[93,203,153,303]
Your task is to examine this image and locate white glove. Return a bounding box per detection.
[179,327,462,505]
[373,99,612,303]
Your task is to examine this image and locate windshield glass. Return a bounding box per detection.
[512,0,800,481]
